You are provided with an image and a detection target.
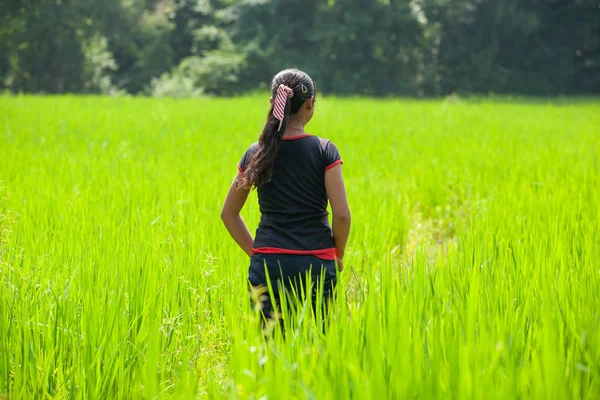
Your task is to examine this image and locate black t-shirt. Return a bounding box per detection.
[238,134,343,260]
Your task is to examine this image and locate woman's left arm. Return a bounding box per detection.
[220,172,254,257]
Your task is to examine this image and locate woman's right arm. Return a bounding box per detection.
[325,164,351,271]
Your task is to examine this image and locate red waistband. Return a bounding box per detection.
[252,247,337,261]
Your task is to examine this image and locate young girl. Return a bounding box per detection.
[220,68,351,325]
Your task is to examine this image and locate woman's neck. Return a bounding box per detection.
[282,127,305,139]
[282,116,306,138]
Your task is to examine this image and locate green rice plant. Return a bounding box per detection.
[0,95,599,399]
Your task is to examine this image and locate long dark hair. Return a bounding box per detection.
[240,68,316,189]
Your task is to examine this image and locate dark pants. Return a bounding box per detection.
[247,254,337,331]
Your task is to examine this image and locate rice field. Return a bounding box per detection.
[1,95,599,399]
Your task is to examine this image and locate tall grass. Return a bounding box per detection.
[1,95,599,399]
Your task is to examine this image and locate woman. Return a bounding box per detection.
[220,68,351,327]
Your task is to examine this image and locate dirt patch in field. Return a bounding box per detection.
[403,209,459,266]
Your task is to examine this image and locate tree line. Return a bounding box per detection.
[1,0,598,97]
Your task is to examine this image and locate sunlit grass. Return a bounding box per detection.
[1,95,599,399]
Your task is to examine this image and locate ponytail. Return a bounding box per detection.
[240,85,293,188]
[239,69,316,189]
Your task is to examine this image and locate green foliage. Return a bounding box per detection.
[104,1,177,94]
[149,0,245,96]
[424,0,600,95]
[0,1,90,93]
[313,0,424,96]
[82,34,123,95]
[1,95,599,397]
[149,65,205,98]
[149,49,244,97]
[0,0,598,95]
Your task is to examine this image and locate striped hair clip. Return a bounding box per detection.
[273,84,294,131]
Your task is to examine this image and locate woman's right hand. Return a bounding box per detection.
[336,257,344,272]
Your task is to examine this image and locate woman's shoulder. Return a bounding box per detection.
[312,136,341,155]
[309,135,342,166]
[244,141,260,154]
[239,142,260,171]
[306,134,337,148]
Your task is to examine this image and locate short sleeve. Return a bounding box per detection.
[238,143,258,173]
[323,141,343,171]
